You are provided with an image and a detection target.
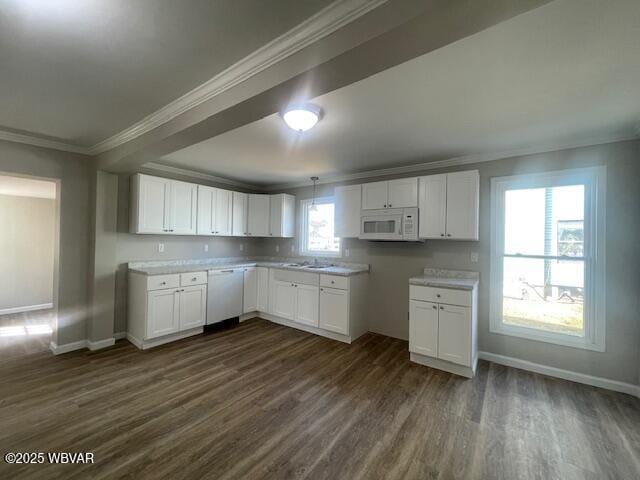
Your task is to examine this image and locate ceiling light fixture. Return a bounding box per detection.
[282,103,321,132]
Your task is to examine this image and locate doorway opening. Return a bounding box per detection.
[0,174,60,358]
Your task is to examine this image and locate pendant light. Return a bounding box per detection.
[310,176,319,212]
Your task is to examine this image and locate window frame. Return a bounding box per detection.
[298,196,341,258]
[489,166,606,352]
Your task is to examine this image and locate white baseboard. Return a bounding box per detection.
[0,303,53,315]
[114,331,127,340]
[49,339,87,355]
[88,338,115,351]
[478,351,640,398]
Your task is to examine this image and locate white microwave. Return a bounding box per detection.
[359,207,419,241]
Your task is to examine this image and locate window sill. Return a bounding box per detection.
[489,323,605,352]
[298,252,342,259]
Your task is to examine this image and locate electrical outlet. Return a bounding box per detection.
[275,245,280,253]
[344,248,350,257]
[204,244,209,252]
[290,245,295,253]
[239,243,244,252]
[470,251,479,263]
[158,243,165,253]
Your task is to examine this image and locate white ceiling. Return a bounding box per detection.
[0,175,56,199]
[0,0,333,146]
[160,0,640,187]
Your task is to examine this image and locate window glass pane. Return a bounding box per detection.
[306,203,340,253]
[504,185,584,256]
[502,256,584,336]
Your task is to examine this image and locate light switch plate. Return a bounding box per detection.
[204,244,209,252]
[470,251,479,263]
[158,243,165,253]
[275,245,280,253]
[239,243,244,252]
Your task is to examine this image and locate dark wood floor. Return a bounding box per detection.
[1,318,638,480]
[0,310,53,360]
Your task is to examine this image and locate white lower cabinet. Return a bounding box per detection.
[295,283,319,327]
[243,267,258,313]
[256,267,269,312]
[272,280,296,320]
[409,284,477,377]
[319,287,349,335]
[129,271,207,349]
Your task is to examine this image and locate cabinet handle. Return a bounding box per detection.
[432,305,437,309]
[384,204,387,208]
[389,204,392,207]
[447,234,452,237]
[440,306,444,310]
[436,294,441,298]
[192,277,197,281]
[320,288,324,291]
[160,282,166,285]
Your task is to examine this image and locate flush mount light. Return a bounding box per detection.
[282,103,321,132]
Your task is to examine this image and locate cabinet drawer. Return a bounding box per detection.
[320,274,349,290]
[180,271,207,286]
[409,285,471,307]
[147,274,180,291]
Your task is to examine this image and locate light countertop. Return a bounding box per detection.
[409,268,479,290]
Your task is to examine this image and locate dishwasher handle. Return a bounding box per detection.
[209,269,235,275]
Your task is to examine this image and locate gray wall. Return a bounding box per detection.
[0,193,55,310]
[0,140,92,346]
[112,172,263,334]
[259,140,640,386]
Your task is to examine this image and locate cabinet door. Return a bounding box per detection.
[295,284,319,327]
[147,289,179,339]
[214,189,233,236]
[387,178,418,208]
[319,287,349,335]
[362,181,389,209]
[269,194,284,237]
[418,174,447,239]
[179,284,207,330]
[243,267,258,313]
[272,281,296,320]
[445,171,479,240]
[247,194,270,236]
[137,175,170,233]
[409,300,438,357]
[169,180,197,234]
[438,305,471,366]
[196,185,215,235]
[334,185,361,238]
[256,267,269,312]
[232,192,247,236]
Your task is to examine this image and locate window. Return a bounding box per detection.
[299,197,341,257]
[490,167,605,351]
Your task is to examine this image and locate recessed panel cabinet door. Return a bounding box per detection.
[214,189,233,236]
[247,194,270,236]
[243,268,258,313]
[295,284,319,327]
[438,304,471,366]
[319,287,349,335]
[445,170,479,240]
[179,285,207,330]
[169,181,197,234]
[138,175,170,233]
[272,281,296,320]
[418,174,447,239]
[232,192,248,236]
[197,185,215,235]
[256,267,269,312]
[334,185,361,238]
[387,178,418,208]
[409,300,438,357]
[147,289,179,339]
[362,181,389,209]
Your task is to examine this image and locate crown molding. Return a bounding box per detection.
[142,162,263,191]
[263,133,640,190]
[87,0,387,156]
[0,130,90,155]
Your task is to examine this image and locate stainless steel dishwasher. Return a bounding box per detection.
[207,268,244,324]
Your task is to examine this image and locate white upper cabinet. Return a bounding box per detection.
[198,186,233,236]
[247,194,270,237]
[334,185,361,238]
[269,194,295,238]
[362,181,389,209]
[232,192,248,236]
[418,170,479,240]
[362,178,418,210]
[168,180,197,235]
[387,178,418,208]
[445,171,479,240]
[131,174,196,234]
